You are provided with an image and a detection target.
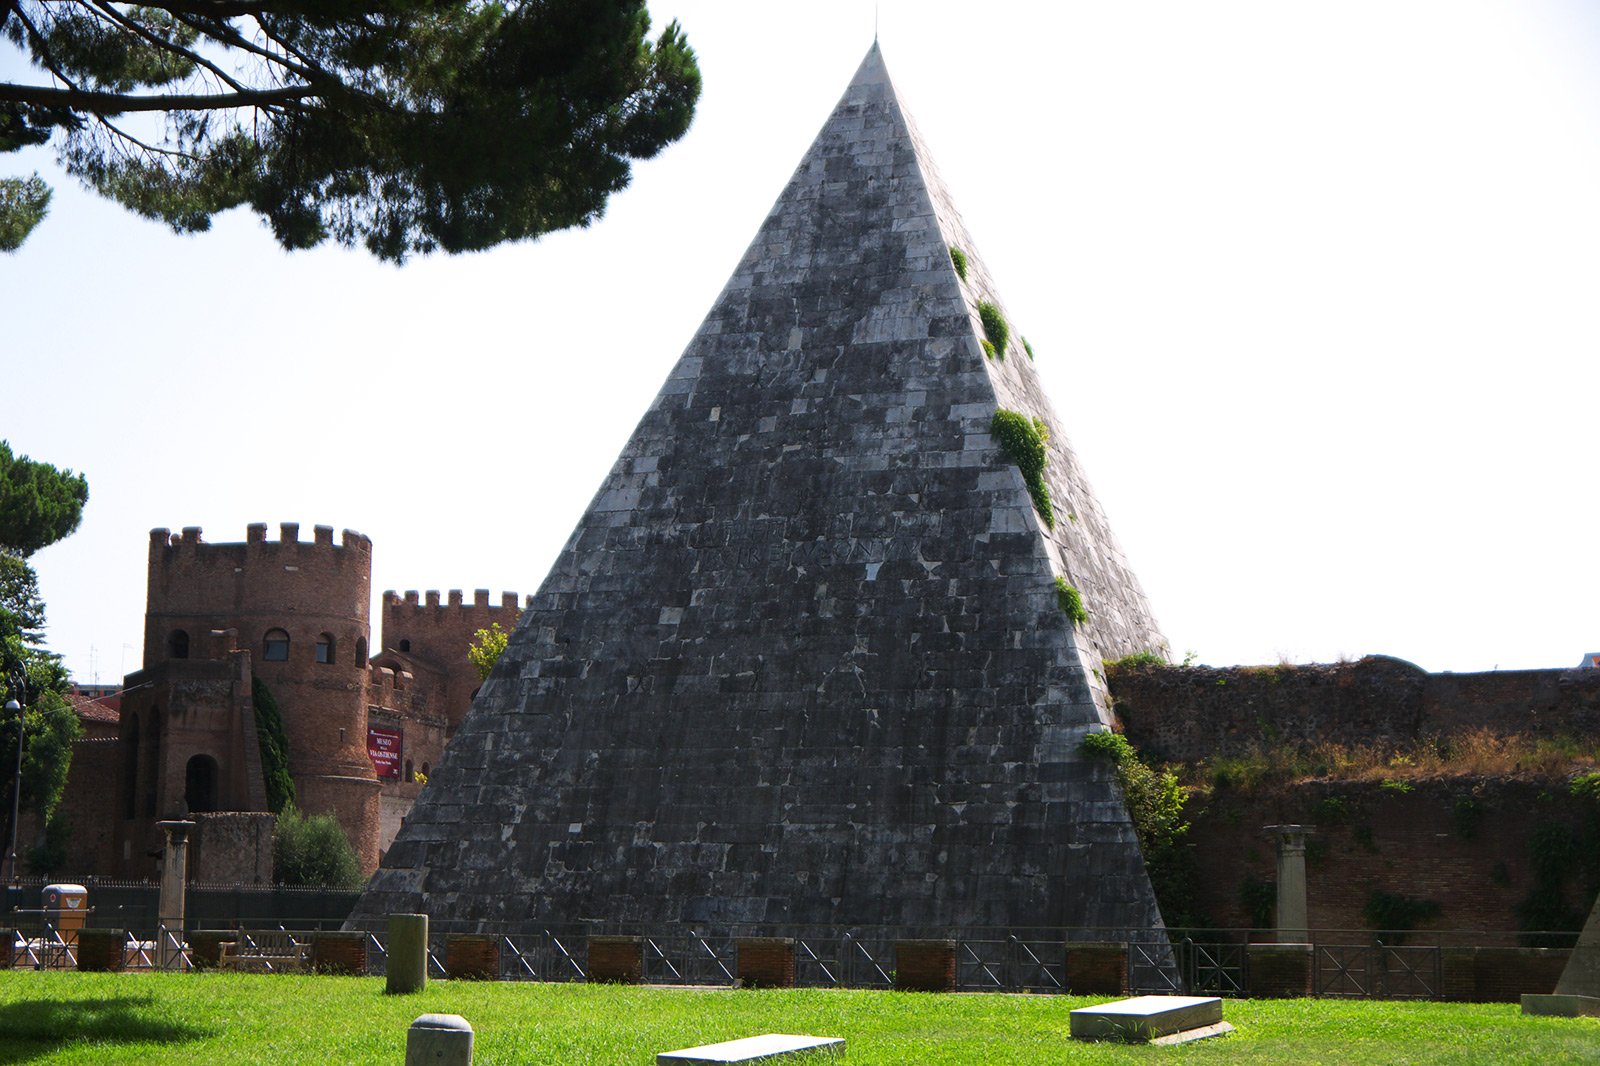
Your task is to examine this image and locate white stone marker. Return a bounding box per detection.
[405,1013,473,1066]
[656,1033,845,1065]
[1069,995,1230,1044]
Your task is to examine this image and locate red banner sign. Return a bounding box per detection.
[368,725,403,779]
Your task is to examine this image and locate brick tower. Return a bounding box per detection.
[119,523,380,873]
[357,45,1171,945]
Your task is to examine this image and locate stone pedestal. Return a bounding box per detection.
[1246,943,1314,998]
[445,934,499,980]
[588,935,644,983]
[736,937,796,989]
[75,928,127,972]
[387,913,429,995]
[894,940,956,992]
[155,820,195,970]
[1265,825,1312,941]
[406,1013,473,1066]
[1065,942,1128,995]
[312,931,369,976]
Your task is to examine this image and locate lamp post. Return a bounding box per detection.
[5,685,23,895]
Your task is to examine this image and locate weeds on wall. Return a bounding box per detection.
[981,339,996,360]
[1363,889,1442,944]
[1239,875,1276,930]
[252,676,296,815]
[1452,796,1483,840]
[989,408,1053,528]
[1079,730,1207,926]
[977,300,1009,359]
[1023,337,1034,360]
[1516,816,1600,947]
[1054,576,1087,627]
[949,245,968,281]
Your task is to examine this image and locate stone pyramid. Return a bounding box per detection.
[356,44,1170,938]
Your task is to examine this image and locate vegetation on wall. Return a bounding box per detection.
[949,245,968,281]
[988,409,1053,528]
[977,300,1008,359]
[1023,337,1035,360]
[272,804,364,889]
[1363,889,1442,944]
[1516,807,1600,947]
[1079,729,1205,926]
[1240,874,1276,930]
[251,676,295,815]
[980,339,996,360]
[1053,576,1087,627]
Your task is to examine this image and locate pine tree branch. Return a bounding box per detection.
[86,1,256,100]
[0,81,316,113]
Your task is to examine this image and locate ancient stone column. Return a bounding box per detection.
[156,820,195,970]
[1265,825,1313,942]
[387,913,429,994]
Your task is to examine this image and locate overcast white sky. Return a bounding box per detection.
[3,1,1598,683]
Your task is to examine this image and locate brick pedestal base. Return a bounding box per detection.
[1247,943,1314,997]
[895,940,957,992]
[737,937,796,989]
[588,936,644,984]
[0,929,14,969]
[75,928,127,973]
[445,934,500,980]
[311,931,368,976]
[1065,942,1128,995]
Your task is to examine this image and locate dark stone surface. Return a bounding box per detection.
[355,44,1169,942]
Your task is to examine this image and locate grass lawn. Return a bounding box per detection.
[1,972,1597,1065]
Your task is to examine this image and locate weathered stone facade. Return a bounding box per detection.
[356,45,1170,937]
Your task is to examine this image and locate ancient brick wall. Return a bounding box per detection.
[1178,778,1597,939]
[1112,657,1600,764]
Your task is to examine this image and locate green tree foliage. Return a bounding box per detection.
[0,441,89,557]
[0,441,87,868]
[0,173,49,251]
[250,676,295,815]
[468,619,515,682]
[1,2,702,260]
[271,804,364,888]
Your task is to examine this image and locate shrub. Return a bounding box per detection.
[1571,771,1600,803]
[977,300,1008,358]
[949,245,968,281]
[1053,576,1087,626]
[989,408,1053,527]
[980,338,996,360]
[1240,875,1276,929]
[273,804,364,888]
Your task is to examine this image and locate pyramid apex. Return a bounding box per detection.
[847,38,890,90]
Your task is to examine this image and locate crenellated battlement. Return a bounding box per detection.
[384,589,530,616]
[149,522,372,561]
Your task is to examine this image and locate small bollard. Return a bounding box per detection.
[406,1013,473,1066]
[387,913,430,995]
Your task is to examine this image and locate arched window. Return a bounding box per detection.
[167,630,190,659]
[123,714,140,819]
[398,639,411,653]
[263,628,290,662]
[355,636,368,664]
[185,754,219,814]
[405,758,414,781]
[421,762,430,777]
[315,633,335,665]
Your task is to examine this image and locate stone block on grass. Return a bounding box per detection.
[1069,995,1227,1043]
[657,1033,844,1065]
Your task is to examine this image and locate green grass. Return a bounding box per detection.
[1,972,1597,1064]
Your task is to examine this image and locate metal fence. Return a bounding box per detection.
[3,906,1569,1002]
